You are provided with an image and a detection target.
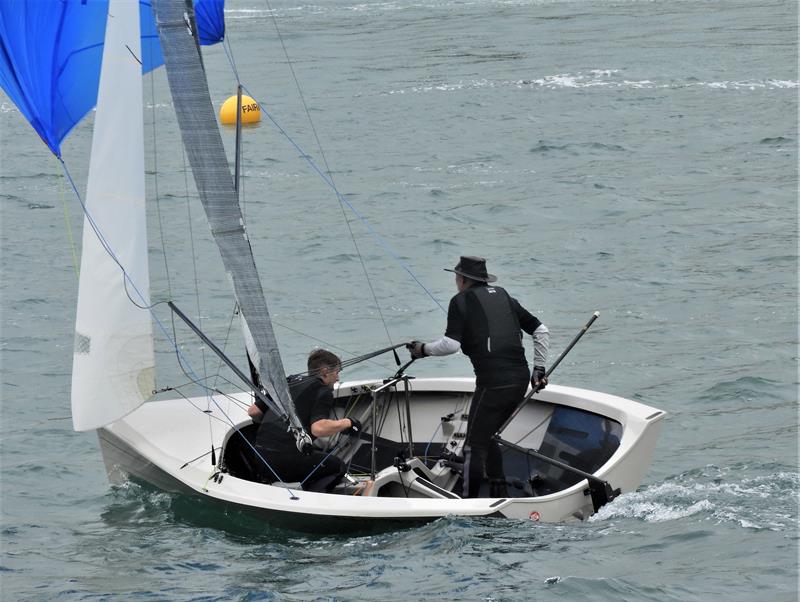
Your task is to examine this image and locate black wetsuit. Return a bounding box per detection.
[253,377,346,492]
[445,282,542,498]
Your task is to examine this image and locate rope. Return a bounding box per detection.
[180,144,213,440]
[229,3,396,344]
[59,158,299,500]
[423,422,442,468]
[61,11,453,501]
[170,386,292,492]
[243,83,446,315]
[210,303,240,390]
[57,158,80,280]
[221,20,445,315]
[272,320,396,374]
[164,373,250,403]
[61,153,376,496]
[59,160,158,312]
[299,443,343,489]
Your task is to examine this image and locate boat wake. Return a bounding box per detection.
[590,464,798,531]
[102,481,175,527]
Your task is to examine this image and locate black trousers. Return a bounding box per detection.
[462,382,528,498]
[253,445,347,493]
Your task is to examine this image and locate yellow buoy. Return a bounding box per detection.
[220,94,261,125]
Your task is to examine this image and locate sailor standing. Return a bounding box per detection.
[407,256,549,498]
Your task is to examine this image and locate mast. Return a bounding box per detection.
[151,0,306,440]
[234,84,243,198]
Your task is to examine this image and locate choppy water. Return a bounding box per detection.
[1,0,797,600]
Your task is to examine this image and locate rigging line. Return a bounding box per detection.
[60,161,296,494]
[220,29,443,314]
[334,192,395,343]
[179,378,250,413]
[394,387,406,449]
[59,160,160,312]
[58,160,264,431]
[211,303,240,390]
[168,288,215,447]
[343,391,364,420]
[241,84,446,314]
[225,13,396,344]
[144,103,213,446]
[299,442,343,489]
[181,144,208,378]
[161,373,251,403]
[509,414,551,449]
[168,352,292,488]
[177,135,214,446]
[179,447,217,469]
[423,422,443,468]
[170,386,294,496]
[274,323,396,374]
[57,158,80,279]
[376,389,393,440]
[261,1,394,342]
[172,384,248,424]
[222,36,240,85]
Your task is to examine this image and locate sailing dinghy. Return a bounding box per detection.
[0,0,665,530]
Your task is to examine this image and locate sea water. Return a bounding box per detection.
[1,0,797,600]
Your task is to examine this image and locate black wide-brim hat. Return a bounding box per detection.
[444,256,497,283]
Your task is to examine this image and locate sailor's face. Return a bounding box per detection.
[455,274,468,292]
[321,364,341,387]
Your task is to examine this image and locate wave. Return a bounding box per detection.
[381,72,798,95]
[530,140,628,155]
[223,0,737,18]
[760,136,794,145]
[696,376,789,404]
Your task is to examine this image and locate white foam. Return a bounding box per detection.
[591,496,713,523]
[589,471,798,529]
[382,73,798,95]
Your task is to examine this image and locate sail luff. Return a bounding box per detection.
[151,0,300,428]
[71,0,155,431]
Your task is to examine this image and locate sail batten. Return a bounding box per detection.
[151,0,301,428]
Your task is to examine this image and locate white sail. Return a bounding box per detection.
[71,0,155,432]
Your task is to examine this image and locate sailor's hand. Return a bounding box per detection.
[247,403,265,422]
[406,341,427,359]
[531,366,547,391]
[345,417,363,436]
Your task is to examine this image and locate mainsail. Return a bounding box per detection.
[151,0,302,430]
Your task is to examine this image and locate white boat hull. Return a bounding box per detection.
[97,378,664,530]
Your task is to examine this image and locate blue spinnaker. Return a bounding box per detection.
[0,0,224,157]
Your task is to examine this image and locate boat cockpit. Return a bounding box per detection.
[219,381,622,501]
